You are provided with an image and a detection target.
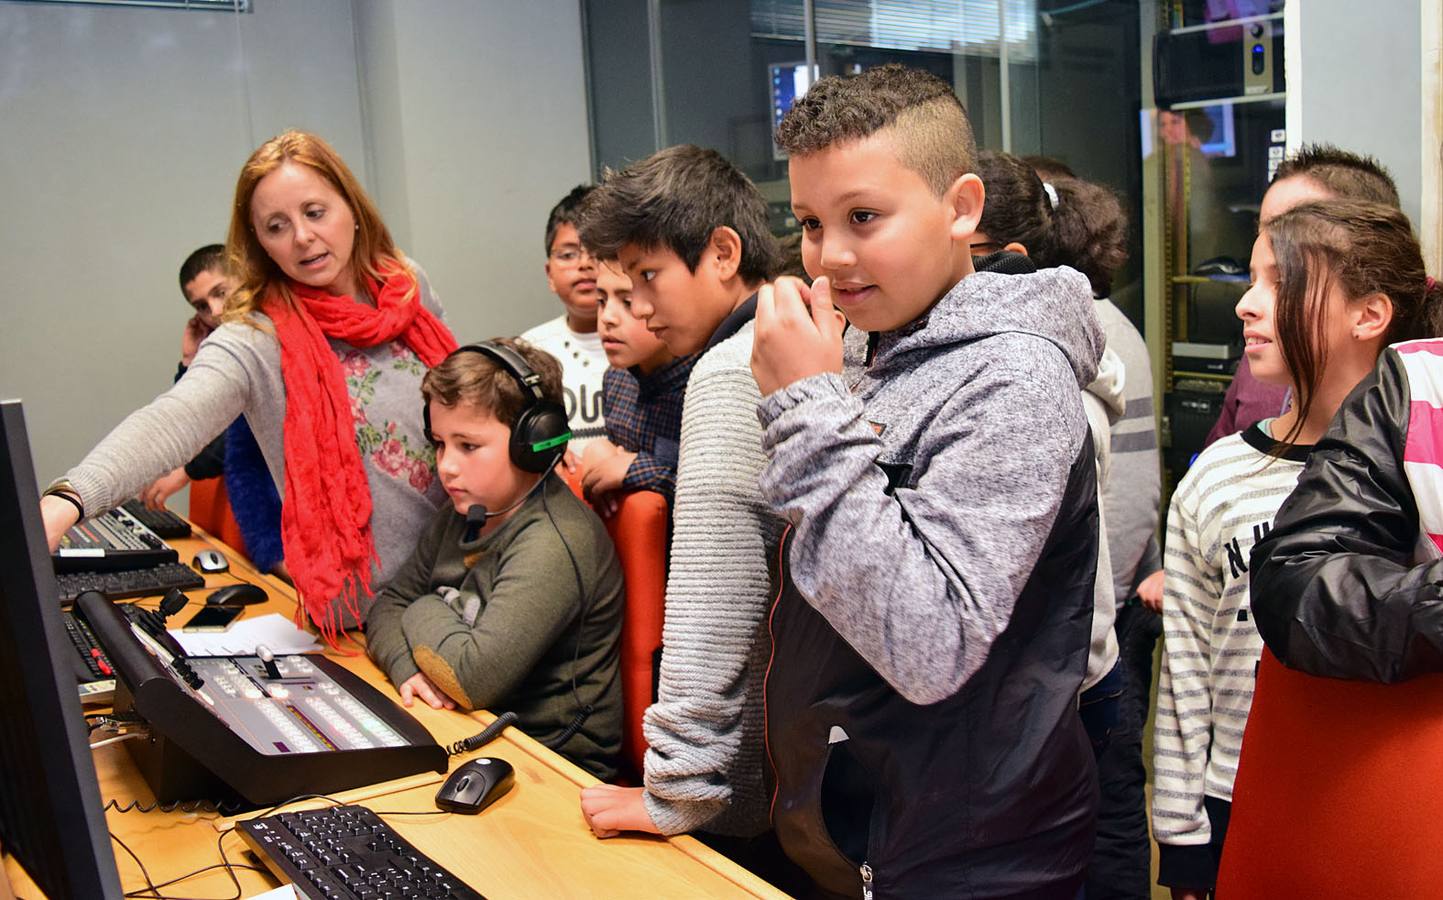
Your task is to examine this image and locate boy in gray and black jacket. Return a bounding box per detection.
[751,64,1105,898]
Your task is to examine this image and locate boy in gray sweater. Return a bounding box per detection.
[574,145,783,841]
[753,64,1105,897]
[366,339,624,780]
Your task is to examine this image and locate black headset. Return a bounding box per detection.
[423,340,571,473]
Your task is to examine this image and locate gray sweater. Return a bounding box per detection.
[366,476,624,780]
[640,319,779,838]
[64,264,448,621]
[1094,298,1162,599]
[759,267,1104,705]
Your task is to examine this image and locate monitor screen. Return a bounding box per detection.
[769,61,812,161]
[0,399,123,898]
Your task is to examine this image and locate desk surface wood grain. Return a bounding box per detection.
[5,524,788,899]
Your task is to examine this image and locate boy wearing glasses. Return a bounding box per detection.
[523,185,609,454]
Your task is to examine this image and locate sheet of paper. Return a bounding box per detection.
[170,612,322,657]
[247,886,299,900]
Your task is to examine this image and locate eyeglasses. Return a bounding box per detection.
[550,246,593,264]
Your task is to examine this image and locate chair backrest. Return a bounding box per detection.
[556,468,670,782]
[187,475,247,558]
[1218,648,1443,897]
[600,491,670,782]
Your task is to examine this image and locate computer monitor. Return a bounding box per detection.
[0,399,123,898]
[769,61,812,161]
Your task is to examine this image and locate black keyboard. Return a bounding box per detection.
[237,804,484,899]
[121,499,193,539]
[55,561,205,605]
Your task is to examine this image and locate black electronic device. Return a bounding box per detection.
[236,805,484,899]
[423,341,570,473]
[434,757,515,814]
[62,607,117,703]
[54,560,207,605]
[1154,15,1284,109]
[78,590,448,806]
[53,503,180,573]
[182,604,243,632]
[193,548,230,574]
[206,581,268,606]
[0,400,125,898]
[121,498,193,539]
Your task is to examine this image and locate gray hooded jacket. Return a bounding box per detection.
[758,266,1106,897]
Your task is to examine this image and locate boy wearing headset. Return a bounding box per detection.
[365,338,625,780]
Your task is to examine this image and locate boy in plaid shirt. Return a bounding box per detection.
[579,258,697,509]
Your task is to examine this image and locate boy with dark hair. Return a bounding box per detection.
[579,258,696,509]
[575,144,783,841]
[523,185,608,454]
[366,338,624,780]
[752,63,1105,896]
[138,246,284,575]
[1204,143,1402,448]
[137,244,233,508]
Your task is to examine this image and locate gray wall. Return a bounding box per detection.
[0,0,590,486]
[1294,0,1423,226]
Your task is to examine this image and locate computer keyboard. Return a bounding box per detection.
[121,499,193,539]
[55,561,205,605]
[237,804,484,899]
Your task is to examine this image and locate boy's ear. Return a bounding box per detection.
[1004,241,1030,257]
[708,226,744,282]
[948,173,986,244]
[1353,291,1394,342]
[544,258,559,294]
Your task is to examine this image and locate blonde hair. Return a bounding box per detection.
[223,130,411,323]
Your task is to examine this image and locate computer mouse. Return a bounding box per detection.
[192,549,230,574]
[205,583,267,607]
[434,758,514,814]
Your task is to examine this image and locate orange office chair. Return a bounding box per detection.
[1218,648,1443,897]
[187,475,248,560]
[558,464,670,781]
[599,490,670,783]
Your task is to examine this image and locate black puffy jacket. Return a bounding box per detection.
[1250,344,1443,681]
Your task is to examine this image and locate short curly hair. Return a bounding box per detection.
[775,63,976,196]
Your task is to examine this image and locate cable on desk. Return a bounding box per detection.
[447,710,519,756]
[104,797,239,815]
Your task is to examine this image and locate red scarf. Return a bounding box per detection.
[266,262,457,640]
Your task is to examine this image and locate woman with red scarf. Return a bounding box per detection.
[41,131,457,641]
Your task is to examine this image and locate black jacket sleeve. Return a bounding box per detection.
[1249,348,1443,682]
[184,433,227,481]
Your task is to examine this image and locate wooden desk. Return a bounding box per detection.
[6,526,789,899]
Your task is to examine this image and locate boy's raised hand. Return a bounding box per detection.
[752,275,844,396]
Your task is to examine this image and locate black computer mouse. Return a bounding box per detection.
[205,583,267,607]
[192,549,230,574]
[434,758,515,814]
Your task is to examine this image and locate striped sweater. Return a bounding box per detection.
[639,318,780,837]
[1152,422,1311,873]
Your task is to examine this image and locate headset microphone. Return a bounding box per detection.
[458,454,562,545]
[462,504,489,543]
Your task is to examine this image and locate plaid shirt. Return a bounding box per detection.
[601,354,698,498]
